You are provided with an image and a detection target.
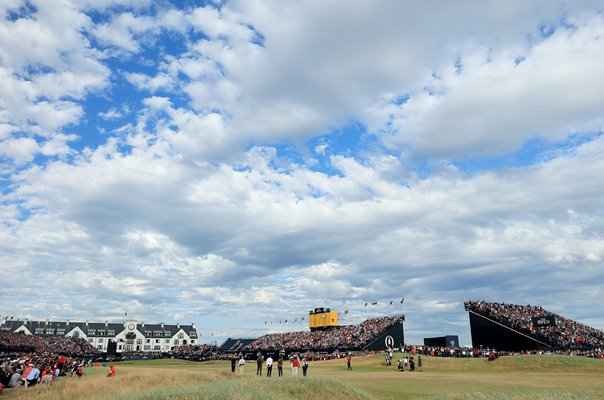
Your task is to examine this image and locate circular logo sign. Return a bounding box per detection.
[450,340,456,346]
[385,335,395,349]
[128,324,135,330]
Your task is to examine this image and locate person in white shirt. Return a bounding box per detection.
[266,355,273,377]
[238,356,245,373]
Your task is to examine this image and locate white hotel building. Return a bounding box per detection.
[0,319,198,353]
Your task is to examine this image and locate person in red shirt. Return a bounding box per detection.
[346,355,352,370]
[291,356,300,376]
[107,366,116,377]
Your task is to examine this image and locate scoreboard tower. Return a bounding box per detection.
[308,307,339,330]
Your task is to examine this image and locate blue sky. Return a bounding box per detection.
[1,0,604,346]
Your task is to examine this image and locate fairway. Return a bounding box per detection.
[4,354,603,400]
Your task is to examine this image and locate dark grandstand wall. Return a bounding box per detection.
[424,335,459,347]
[363,322,405,351]
[468,312,549,351]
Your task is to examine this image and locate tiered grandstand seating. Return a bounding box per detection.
[0,331,97,356]
[465,300,604,351]
[242,315,404,352]
[219,338,255,353]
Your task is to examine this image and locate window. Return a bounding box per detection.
[88,329,96,335]
[57,329,65,335]
[108,330,115,336]
[155,339,160,343]
[73,331,80,338]
[146,339,151,343]
[165,339,170,343]
[144,345,150,350]
[178,333,184,339]
[153,345,160,350]
[173,339,178,345]
[191,340,195,344]
[118,345,123,350]
[182,340,187,345]
[97,345,102,349]
[88,338,94,343]
[98,338,104,343]
[137,339,142,344]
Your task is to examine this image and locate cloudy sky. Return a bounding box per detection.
[1,0,604,346]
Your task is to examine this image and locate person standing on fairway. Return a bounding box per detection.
[266,355,273,377]
[277,355,284,377]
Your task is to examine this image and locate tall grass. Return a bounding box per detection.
[3,355,603,400]
[116,377,372,400]
[430,389,603,400]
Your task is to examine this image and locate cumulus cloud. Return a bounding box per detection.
[368,14,604,158]
[1,0,604,344]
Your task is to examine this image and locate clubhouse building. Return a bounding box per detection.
[0,318,198,353]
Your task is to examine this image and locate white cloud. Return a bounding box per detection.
[369,14,604,157]
[0,137,39,163]
[2,1,604,345]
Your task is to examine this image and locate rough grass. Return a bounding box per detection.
[115,377,372,400]
[3,354,603,400]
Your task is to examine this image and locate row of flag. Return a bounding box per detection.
[263,298,404,325]
[365,298,404,306]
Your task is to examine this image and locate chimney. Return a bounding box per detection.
[160,322,164,329]
[105,320,108,327]
[141,321,145,328]
[86,320,89,326]
[67,320,70,326]
[45,319,49,325]
[192,323,196,329]
[177,323,180,329]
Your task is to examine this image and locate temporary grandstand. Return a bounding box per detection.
[465,300,604,351]
[239,314,405,354]
[219,338,255,353]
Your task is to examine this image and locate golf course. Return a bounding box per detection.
[4,354,603,400]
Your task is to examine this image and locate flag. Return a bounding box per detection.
[344,309,348,315]
[389,300,393,305]
[400,298,404,304]
[364,302,367,307]
[371,302,378,305]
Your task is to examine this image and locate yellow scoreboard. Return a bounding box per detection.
[308,307,339,330]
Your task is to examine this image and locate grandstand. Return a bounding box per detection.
[241,315,405,353]
[219,338,255,353]
[465,300,604,351]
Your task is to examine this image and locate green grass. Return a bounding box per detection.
[114,376,372,400]
[5,354,603,400]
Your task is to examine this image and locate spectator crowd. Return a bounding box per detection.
[0,331,97,356]
[244,315,405,352]
[0,332,101,392]
[464,300,604,351]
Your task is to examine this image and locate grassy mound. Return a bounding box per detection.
[115,376,371,400]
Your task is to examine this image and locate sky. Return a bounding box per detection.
[1,0,604,346]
